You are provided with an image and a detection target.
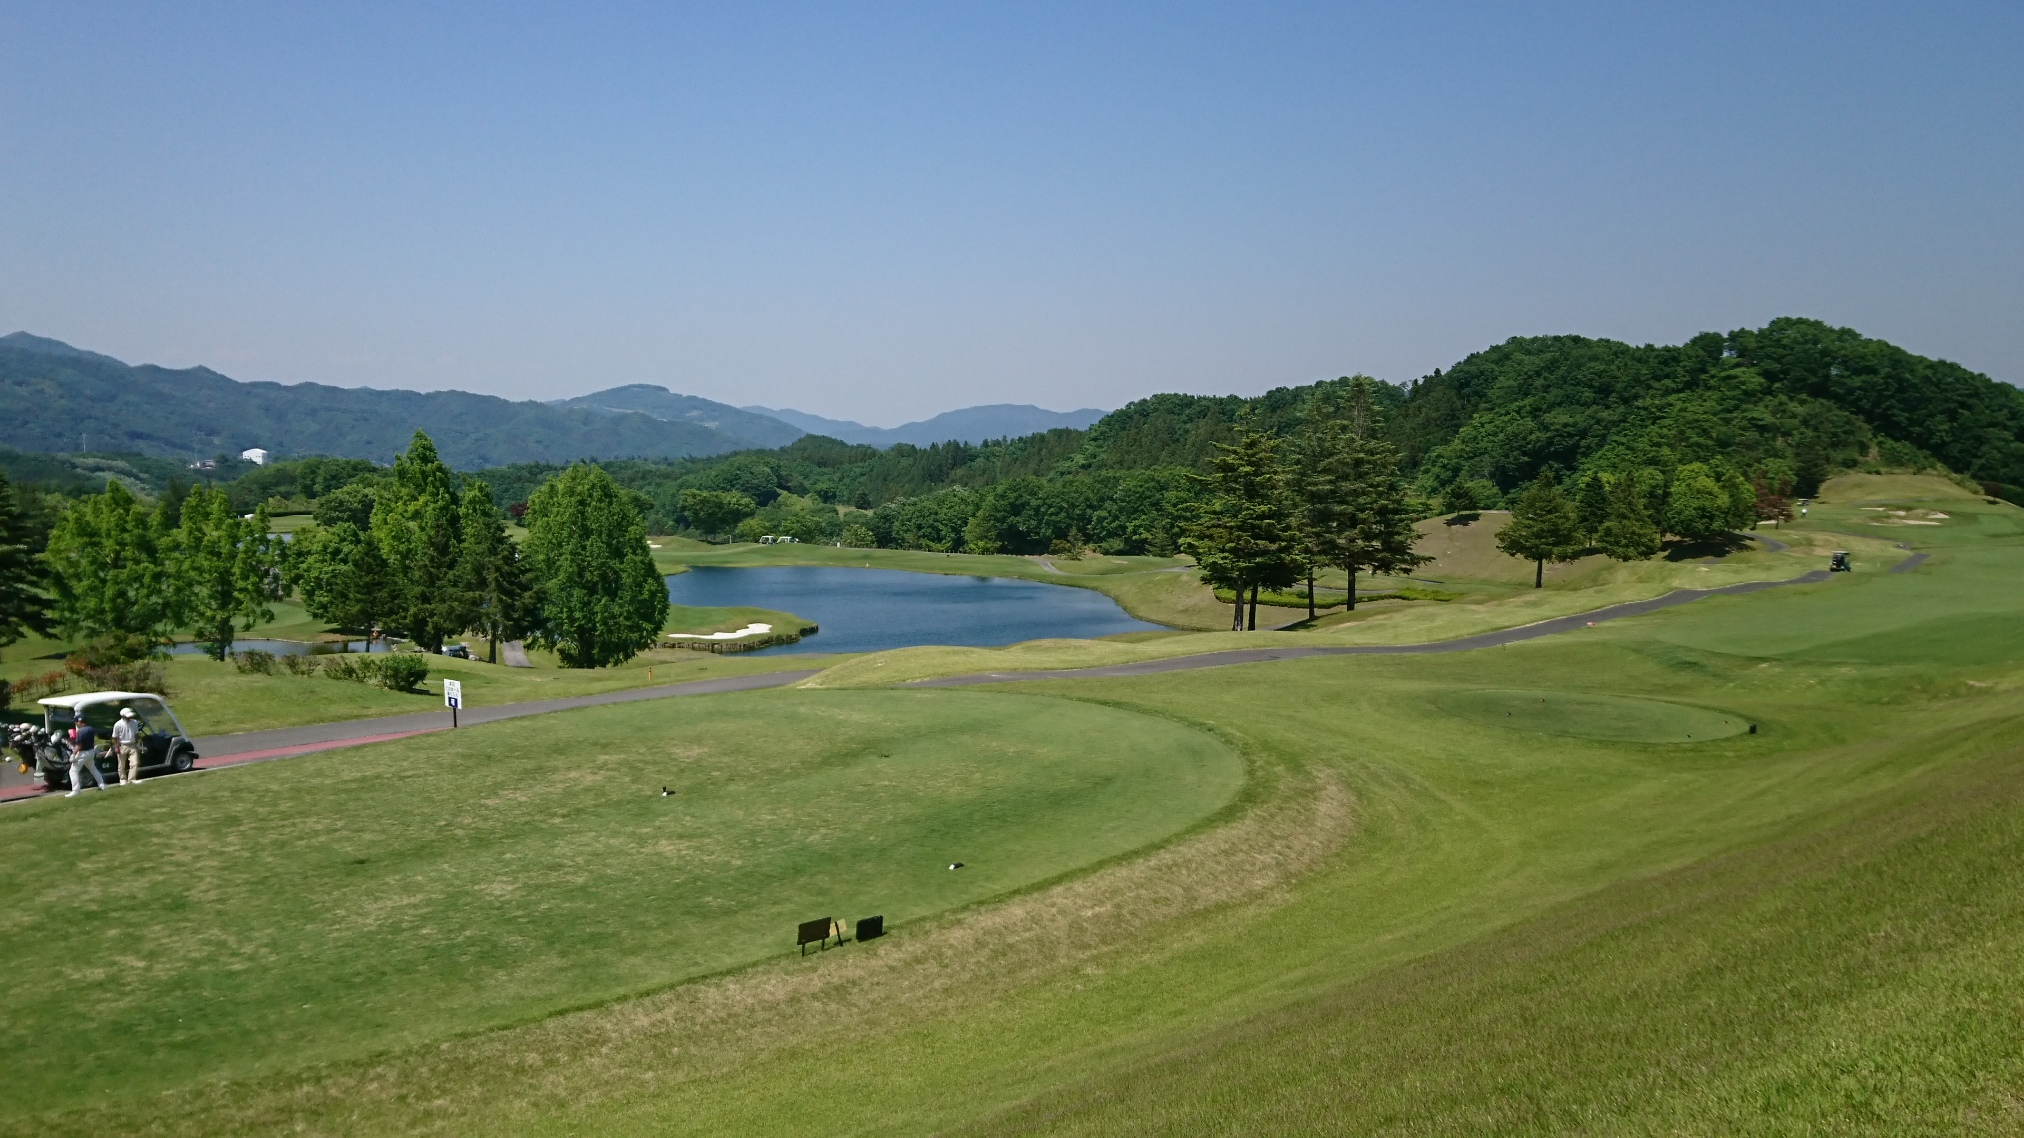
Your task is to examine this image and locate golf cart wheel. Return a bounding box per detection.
[170,748,195,773]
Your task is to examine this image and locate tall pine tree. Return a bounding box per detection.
[1290,378,1429,611]
[0,472,51,654]
[173,486,281,660]
[1182,418,1299,631]
[1497,471,1581,587]
[1596,474,1663,562]
[456,480,537,664]
[372,432,464,651]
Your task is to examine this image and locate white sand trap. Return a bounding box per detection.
[667,623,773,641]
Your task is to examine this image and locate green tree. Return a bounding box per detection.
[312,480,379,531]
[43,481,176,655]
[1573,472,1612,541]
[0,472,52,653]
[1496,471,1582,588]
[1290,380,1430,613]
[292,521,394,642]
[456,480,538,664]
[1595,474,1663,561]
[679,489,757,540]
[525,464,668,668]
[1664,462,1733,542]
[372,432,463,652]
[173,485,281,660]
[1182,418,1299,631]
[841,522,877,549]
[1720,467,1758,530]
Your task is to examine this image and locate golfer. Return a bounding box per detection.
[112,707,142,784]
[65,721,106,797]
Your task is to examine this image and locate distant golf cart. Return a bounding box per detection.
[32,692,199,790]
[1830,551,1853,572]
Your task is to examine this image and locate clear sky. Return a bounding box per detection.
[3,2,2019,424]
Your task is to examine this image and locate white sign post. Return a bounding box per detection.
[443,679,462,728]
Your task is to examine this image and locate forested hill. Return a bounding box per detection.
[455,317,2021,543]
[0,333,773,469]
[1393,318,2024,493]
[1075,318,2024,493]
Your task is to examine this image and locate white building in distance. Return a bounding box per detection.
[240,448,270,465]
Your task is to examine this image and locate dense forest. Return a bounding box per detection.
[6,318,2019,560]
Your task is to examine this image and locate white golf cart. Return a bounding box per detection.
[33,691,200,790]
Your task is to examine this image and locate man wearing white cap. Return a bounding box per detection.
[112,707,143,785]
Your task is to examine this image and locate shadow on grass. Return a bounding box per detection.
[1663,533,1753,561]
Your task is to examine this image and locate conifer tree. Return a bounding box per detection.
[456,480,537,664]
[1496,471,1581,587]
[1596,474,1663,561]
[372,432,464,651]
[173,486,281,660]
[1573,472,1612,542]
[1291,378,1430,610]
[1182,418,1298,631]
[0,472,51,653]
[43,481,177,656]
[524,463,668,667]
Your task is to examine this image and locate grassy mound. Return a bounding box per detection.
[1436,688,1750,742]
[0,689,1240,1120]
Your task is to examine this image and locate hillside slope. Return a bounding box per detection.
[550,385,805,448]
[742,403,1106,447]
[0,334,760,469]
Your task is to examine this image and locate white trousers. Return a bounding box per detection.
[69,755,106,792]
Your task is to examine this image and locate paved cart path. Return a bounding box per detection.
[1,670,821,803]
[905,569,1835,688]
[4,562,1862,803]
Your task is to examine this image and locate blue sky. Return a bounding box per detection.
[3,2,2019,423]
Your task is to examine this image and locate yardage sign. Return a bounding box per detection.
[443,679,462,709]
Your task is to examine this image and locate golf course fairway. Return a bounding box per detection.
[6,482,2022,1135]
[0,690,1242,1119]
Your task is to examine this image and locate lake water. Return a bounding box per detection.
[663,565,1166,654]
[167,638,392,656]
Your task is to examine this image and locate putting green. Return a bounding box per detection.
[1437,688,1750,743]
[0,688,1241,1118]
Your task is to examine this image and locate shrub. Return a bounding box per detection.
[77,661,169,697]
[12,670,72,702]
[283,654,323,677]
[231,650,279,675]
[372,654,431,692]
[319,652,429,691]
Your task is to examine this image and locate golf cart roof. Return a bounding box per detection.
[36,691,164,710]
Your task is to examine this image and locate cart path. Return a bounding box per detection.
[904,569,1836,688]
[2,561,1865,803]
[0,669,823,804]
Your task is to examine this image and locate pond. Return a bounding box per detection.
[167,638,392,656]
[663,566,1166,654]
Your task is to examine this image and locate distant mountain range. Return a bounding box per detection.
[0,333,758,469]
[546,385,806,449]
[0,332,1108,468]
[739,402,1105,446]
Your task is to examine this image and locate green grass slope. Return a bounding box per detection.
[0,690,1240,1121]
[8,484,2022,1135]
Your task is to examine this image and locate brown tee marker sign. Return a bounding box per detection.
[798,917,833,955]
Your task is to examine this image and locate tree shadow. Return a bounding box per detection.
[1442,512,1481,527]
[1663,533,1753,561]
